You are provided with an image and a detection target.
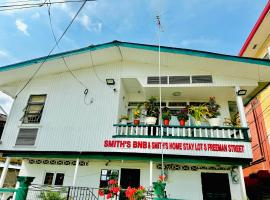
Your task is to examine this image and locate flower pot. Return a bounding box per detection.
[208,118,220,127]
[179,119,185,126]
[153,182,166,198]
[120,119,127,124]
[133,119,140,125]
[163,119,170,126]
[145,117,157,125]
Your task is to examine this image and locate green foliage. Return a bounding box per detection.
[224,113,241,127]
[133,105,141,119]
[188,105,209,123]
[144,97,159,118]
[206,97,221,118]
[162,107,171,120]
[177,108,189,121]
[120,115,129,121]
[39,191,66,200]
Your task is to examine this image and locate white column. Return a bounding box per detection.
[0,157,11,188]
[235,86,248,127]
[149,160,153,187]
[238,165,247,200]
[72,158,80,186]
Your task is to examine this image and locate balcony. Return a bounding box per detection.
[113,124,250,142]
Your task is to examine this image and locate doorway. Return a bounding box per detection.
[120,168,140,200]
[201,173,232,200]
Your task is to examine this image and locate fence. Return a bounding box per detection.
[27,185,155,200]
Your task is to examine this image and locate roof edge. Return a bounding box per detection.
[239,1,270,56]
[1,40,270,73]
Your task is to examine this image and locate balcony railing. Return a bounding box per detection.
[113,124,250,142]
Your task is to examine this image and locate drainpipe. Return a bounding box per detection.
[235,86,248,200]
[72,158,80,187]
[0,157,11,188]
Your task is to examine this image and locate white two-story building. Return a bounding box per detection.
[1,41,270,200]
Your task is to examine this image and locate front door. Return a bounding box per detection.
[120,168,140,200]
[201,173,232,200]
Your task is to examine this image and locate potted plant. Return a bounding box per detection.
[119,115,129,124]
[133,105,141,125]
[206,97,221,126]
[98,179,120,199]
[162,107,171,126]
[125,185,146,200]
[153,175,167,199]
[177,107,189,126]
[188,104,209,126]
[144,96,159,125]
[224,113,241,127]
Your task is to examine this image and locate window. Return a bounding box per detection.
[21,95,47,124]
[99,169,119,188]
[191,75,213,83]
[44,172,65,186]
[15,128,38,146]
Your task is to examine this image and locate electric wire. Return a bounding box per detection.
[15,0,88,98]
[0,0,93,12]
[47,1,95,105]
[47,2,88,90]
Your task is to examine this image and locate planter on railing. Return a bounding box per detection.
[113,124,250,141]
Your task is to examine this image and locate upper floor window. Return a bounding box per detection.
[21,94,47,124]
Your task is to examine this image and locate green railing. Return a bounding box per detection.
[113,124,250,142]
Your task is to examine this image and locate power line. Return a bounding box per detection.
[47,1,88,90]
[47,1,94,105]
[0,0,93,12]
[15,0,88,98]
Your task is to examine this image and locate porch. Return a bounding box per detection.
[113,124,250,142]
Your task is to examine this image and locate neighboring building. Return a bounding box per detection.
[239,0,270,199]
[1,41,270,199]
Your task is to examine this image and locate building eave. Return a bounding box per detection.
[1,40,270,74]
[239,0,270,56]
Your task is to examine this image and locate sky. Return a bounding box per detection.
[0,0,268,114]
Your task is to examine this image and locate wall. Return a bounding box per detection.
[0,61,256,153]
[19,159,243,200]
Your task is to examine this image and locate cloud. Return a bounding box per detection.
[0,50,9,58]
[78,14,102,33]
[180,37,219,48]
[31,12,40,19]
[15,19,29,36]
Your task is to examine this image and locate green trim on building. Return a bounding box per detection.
[2,151,251,166]
[1,41,270,72]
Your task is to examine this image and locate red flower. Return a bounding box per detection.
[108,179,117,185]
[138,186,145,191]
[159,175,166,182]
[112,187,120,194]
[106,193,112,199]
[125,186,137,200]
[98,190,104,196]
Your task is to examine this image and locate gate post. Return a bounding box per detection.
[15,176,35,200]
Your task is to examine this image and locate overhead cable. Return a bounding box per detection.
[15,0,88,98]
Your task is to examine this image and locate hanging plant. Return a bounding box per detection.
[153,175,167,199]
